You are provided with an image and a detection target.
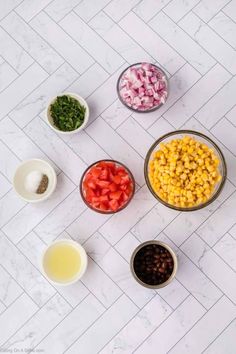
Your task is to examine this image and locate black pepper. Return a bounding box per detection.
[37,174,49,194]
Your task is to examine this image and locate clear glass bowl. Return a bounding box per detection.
[116,62,169,113]
[144,130,227,212]
[80,159,135,214]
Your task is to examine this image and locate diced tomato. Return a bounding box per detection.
[125,185,132,197]
[122,191,129,202]
[100,203,108,211]
[96,162,107,168]
[105,162,116,171]
[113,175,121,184]
[107,169,114,182]
[99,168,108,180]
[109,191,122,200]
[85,187,95,195]
[116,167,126,174]
[101,188,110,195]
[87,181,97,189]
[120,184,127,191]
[117,169,127,177]
[90,167,102,178]
[97,162,115,171]
[109,183,117,192]
[85,189,96,202]
[95,189,101,197]
[84,172,92,181]
[109,199,119,211]
[91,197,100,203]
[120,175,130,185]
[99,195,109,202]
[96,180,110,188]
[92,202,100,208]
[83,161,134,212]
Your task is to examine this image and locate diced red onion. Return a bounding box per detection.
[119,63,168,111]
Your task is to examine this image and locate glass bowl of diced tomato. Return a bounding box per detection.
[80,160,135,214]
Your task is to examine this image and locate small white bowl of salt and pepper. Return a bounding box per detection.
[13,159,57,203]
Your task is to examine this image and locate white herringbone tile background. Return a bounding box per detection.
[0,0,236,353]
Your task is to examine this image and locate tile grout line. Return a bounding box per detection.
[75,9,156,72]
[17,227,113,315]
[133,294,193,353]
[28,293,95,354]
[161,232,225,309]
[224,113,236,128]
[195,230,236,273]
[0,22,51,76]
[175,0,202,24]
[139,0,174,24]
[45,10,117,77]
[163,8,233,77]
[28,293,123,354]
[134,10,206,77]
[103,9,172,77]
[171,229,236,307]
[97,294,175,354]
[0,60,69,125]
[0,0,26,22]
[0,229,75,311]
[0,291,59,350]
[14,0,56,23]
[165,294,226,354]
[0,54,20,80]
[0,292,24,319]
[92,228,176,312]
[221,9,236,25]
[167,9,235,77]
[175,185,236,249]
[62,293,126,354]
[187,116,236,170]
[149,61,232,132]
[201,317,236,353]
[0,262,40,309]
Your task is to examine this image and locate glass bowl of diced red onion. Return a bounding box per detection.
[117,62,169,112]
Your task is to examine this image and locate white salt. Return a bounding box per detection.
[24,170,43,193]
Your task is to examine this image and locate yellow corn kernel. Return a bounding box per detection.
[148,135,221,207]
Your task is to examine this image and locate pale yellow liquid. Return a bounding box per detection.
[43,242,81,283]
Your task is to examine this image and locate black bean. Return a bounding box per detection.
[133,243,175,286]
[158,267,165,273]
[154,255,160,260]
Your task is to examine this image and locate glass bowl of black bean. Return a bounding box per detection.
[130,240,178,289]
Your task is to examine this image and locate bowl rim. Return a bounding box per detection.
[116,62,169,113]
[130,240,178,289]
[144,129,227,212]
[13,158,57,203]
[80,159,135,214]
[46,92,89,135]
[41,238,88,286]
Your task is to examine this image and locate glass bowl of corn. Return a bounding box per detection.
[144,130,227,211]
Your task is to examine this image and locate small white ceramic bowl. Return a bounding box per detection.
[46,92,89,135]
[13,159,57,203]
[42,239,88,286]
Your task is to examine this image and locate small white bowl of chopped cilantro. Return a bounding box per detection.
[46,92,89,135]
